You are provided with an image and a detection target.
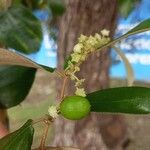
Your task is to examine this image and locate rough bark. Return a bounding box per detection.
[52,0,127,149]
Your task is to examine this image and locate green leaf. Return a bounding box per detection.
[0,48,55,73]
[0,66,36,108]
[19,0,45,9]
[0,5,42,54]
[48,0,65,16]
[0,119,34,150]
[86,87,150,114]
[99,18,150,50]
[12,0,22,5]
[0,48,55,108]
[118,0,138,18]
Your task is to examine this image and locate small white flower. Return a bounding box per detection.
[65,31,111,99]
[78,34,88,43]
[74,66,80,72]
[101,29,110,36]
[48,105,59,118]
[75,79,85,87]
[75,88,86,97]
[73,43,83,53]
[70,73,76,80]
[95,33,101,41]
[71,53,81,62]
[88,36,97,46]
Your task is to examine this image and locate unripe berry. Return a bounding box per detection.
[60,95,91,120]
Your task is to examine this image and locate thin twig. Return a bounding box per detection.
[39,119,51,150]
[55,70,66,78]
[60,76,68,101]
[32,118,44,125]
[32,115,53,125]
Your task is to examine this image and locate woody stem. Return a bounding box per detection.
[39,120,51,150]
[60,76,68,101]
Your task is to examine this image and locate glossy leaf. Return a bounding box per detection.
[100,18,150,50]
[0,48,55,73]
[0,120,34,150]
[86,87,150,114]
[0,66,36,108]
[0,5,42,54]
[0,48,55,108]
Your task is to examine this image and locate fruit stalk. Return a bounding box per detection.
[60,75,68,101]
[39,119,51,150]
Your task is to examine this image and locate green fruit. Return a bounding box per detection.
[60,95,91,120]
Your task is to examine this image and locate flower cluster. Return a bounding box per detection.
[65,29,110,97]
[48,105,59,118]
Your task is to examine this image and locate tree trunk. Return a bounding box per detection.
[52,0,127,149]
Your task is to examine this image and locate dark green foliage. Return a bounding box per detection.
[87,87,150,114]
[0,66,36,108]
[0,120,34,150]
[118,0,139,18]
[0,5,42,54]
